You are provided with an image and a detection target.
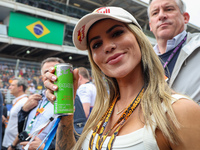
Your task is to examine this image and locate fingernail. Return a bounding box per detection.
[53,85,57,90]
[52,75,56,80]
[49,67,54,71]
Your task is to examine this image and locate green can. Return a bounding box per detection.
[54,63,74,115]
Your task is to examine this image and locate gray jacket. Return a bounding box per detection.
[169,32,200,103]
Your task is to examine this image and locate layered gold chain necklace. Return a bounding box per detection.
[88,87,144,150]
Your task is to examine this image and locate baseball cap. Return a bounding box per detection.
[73,6,142,50]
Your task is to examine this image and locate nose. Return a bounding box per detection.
[158,10,167,21]
[103,41,116,54]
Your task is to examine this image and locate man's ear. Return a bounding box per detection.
[183,12,190,24]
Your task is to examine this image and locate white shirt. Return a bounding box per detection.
[81,94,189,150]
[2,94,28,148]
[154,30,187,55]
[25,93,56,141]
[77,82,97,108]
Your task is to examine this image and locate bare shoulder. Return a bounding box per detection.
[170,98,200,150]
[172,98,200,120]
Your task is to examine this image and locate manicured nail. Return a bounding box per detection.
[52,75,56,80]
[53,85,57,90]
[49,67,54,71]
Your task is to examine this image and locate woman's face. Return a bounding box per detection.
[88,19,142,79]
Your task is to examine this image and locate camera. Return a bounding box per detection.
[18,131,30,142]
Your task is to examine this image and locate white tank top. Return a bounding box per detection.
[81,94,189,150]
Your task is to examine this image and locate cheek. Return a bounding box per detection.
[92,52,100,66]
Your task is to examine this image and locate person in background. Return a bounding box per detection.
[0,91,3,149]
[148,0,200,104]
[76,67,97,118]
[2,77,28,150]
[44,6,200,150]
[28,83,36,95]
[1,92,7,145]
[11,57,86,149]
[10,57,65,150]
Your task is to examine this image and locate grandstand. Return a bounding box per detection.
[0,0,200,103]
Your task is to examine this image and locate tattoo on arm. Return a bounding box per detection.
[56,116,76,150]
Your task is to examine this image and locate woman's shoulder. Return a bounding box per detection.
[169,96,200,149]
[171,96,200,130]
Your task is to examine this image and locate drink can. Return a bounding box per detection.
[54,63,74,115]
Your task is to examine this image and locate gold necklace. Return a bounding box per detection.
[116,101,126,115]
[116,107,126,115]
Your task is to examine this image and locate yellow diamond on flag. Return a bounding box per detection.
[26,21,50,39]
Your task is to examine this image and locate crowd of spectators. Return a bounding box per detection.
[0,61,44,97]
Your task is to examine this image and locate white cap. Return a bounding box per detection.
[73,7,142,50]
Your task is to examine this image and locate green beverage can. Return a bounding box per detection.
[54,63,74,115]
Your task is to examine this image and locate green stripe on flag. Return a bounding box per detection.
[8,12,65,45]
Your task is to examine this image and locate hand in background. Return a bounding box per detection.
[22,94,42,112]
[20,136,45,150]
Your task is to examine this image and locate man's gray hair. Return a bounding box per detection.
[41,57,65,68]
[40,57,65,74]
[147,0,186,18]
[13,77,28,92]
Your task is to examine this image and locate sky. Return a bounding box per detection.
[140,0,200,28]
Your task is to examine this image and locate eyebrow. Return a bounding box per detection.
[106,24,123,33]
[89,24,124,45]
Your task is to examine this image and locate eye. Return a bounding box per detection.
[112,30,124,38]
[151,11,158,16]
[91,41,102,50]
[153,12,157,15]
[167,8,173,11]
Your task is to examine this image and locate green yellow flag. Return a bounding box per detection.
[8,12,65,45]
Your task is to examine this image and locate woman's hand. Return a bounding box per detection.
[44,67,79,104]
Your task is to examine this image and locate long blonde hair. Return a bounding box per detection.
[74,23,180,150]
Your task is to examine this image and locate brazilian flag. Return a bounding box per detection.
[8,12,65,45]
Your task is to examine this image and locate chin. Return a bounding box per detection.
[159,30,173,38]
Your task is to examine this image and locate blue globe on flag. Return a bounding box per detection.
[34,24,44,35]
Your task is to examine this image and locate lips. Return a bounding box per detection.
[106,53,125,64]
[157,21,171,28]
[159,23,169,27]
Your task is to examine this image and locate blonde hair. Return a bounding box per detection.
[74,23,180,149]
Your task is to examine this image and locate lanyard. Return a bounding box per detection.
[36,117,61,150]
[163,35,187,68]
[12,96,27,107]
[89,87,144,150]
[24,115,56,150]
[26,100,50,133]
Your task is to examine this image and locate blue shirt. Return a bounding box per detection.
[25,91,57,141]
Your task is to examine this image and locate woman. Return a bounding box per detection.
[44,7,200,150]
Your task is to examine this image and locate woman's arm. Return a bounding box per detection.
[44,67,79,150]
[56,115,76,150]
